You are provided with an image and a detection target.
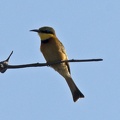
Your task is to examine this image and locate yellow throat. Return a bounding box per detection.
[38,33,54,41]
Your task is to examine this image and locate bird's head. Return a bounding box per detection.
[30,26,56,40]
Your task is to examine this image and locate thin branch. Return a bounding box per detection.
[7,58,103,69]
[0,51,103,73]
[6,51,13,62]
[0,51,13,73]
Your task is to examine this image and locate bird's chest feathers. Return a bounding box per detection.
[40,39,63,62]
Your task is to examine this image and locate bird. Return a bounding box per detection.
[30,26,84,102]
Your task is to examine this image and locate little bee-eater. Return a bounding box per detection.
[30,26,84,102]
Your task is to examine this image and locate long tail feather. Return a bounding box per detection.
[65,77,84,102]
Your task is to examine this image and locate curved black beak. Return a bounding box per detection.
[30,29,39,32]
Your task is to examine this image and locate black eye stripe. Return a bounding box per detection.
[41,30,54,34]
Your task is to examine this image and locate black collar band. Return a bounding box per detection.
[41,39,50,44]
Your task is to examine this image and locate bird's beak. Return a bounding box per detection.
[30,29,39,32]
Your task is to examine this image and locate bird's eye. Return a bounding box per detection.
[40,29,53,34]
[43,30,53,34]
[45,30,50,33]
[41,30,50,33]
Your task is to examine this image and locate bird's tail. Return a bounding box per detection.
[65,76,84,102]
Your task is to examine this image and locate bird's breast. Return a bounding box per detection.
[40,38,67,62]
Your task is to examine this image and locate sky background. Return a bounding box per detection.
[0,0,120,120]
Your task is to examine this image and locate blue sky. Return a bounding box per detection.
[0,0,120,120]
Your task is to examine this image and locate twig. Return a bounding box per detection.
[0,51,13,73]
[0,51,103,73]
[7,58,103,69]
